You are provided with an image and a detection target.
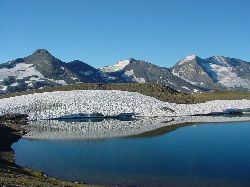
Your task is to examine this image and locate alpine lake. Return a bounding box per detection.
[12,115,250,187]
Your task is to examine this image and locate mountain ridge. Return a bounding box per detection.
[0,49,249,94]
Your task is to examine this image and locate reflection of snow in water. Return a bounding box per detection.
[23,115,250,140]
[23,117,172,140]
[168,115,250,125]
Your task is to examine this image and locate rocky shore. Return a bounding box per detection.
[0,114,99,187]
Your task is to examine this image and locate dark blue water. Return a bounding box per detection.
[13,121,250,187]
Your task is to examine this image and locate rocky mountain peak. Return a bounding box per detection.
[32,49,51,56]
[28,49,57,65]
[0,50,249,95]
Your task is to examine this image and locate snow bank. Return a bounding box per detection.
[0,90,249,120]
[0,90,169,120]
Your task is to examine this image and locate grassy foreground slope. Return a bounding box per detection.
[0,83,249,104]
[193,90,250,102]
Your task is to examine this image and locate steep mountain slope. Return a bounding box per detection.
[171,55,250,91]
[100,58,203,93]
[66,60,106,82]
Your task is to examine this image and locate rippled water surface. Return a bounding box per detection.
[13,117,250,187]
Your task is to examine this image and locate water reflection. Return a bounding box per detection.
[23,115,250,140]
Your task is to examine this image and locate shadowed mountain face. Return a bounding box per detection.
[171,55,250,91]
[0,49,249,94]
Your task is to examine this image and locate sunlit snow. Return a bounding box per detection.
[0,63,44,81]
[100,59,130,72]
[0,90,249,120]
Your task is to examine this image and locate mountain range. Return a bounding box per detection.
[0,49,249,94]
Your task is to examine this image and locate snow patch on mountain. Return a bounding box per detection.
[10,82,19,87]
[0,85,7,92]
[134,77,146,83]
[178,54,196,65]
[124,70,146,83]
[181,86,190,90]
[28,82,34,87]
[210,56,228,65]
[210,64,249,88]
[100,59,131,72]
[172,54,250,91]
[29,77,42,81]
[81,70,93,76]
[202,57,250,89]
[50,79,67,85]
[172,69,199,85]
[124,70,134,76]
[0,63,44,81]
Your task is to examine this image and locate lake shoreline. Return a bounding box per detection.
[0,115,99,187]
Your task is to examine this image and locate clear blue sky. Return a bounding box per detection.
[0,0,250,67]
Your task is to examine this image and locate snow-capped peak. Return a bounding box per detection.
[178,54,197,65]
[185,54,197,60]
[100,59,132,72]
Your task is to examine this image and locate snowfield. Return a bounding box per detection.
[0,90,249,120]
